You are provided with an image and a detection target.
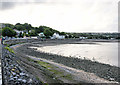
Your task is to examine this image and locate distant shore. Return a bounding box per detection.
[4,38,120,46]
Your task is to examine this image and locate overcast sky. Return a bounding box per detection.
[0,0,119,32]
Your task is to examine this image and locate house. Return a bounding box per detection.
[37,32,46,40]
[51,33,65,39]
[38,32,45,37]
[14,29,23,34]
[79,37,87,40]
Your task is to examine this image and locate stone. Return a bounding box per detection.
[110,78,115,81]
[13,76,18,80]
[22,79,27,83]
[12,72,16,76]
[18,78,22,81]
[28,79,33,83]
[20,72,26,76]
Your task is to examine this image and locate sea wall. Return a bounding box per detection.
[1,46,42,84]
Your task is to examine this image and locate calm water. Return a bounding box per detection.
[31,42,119,67]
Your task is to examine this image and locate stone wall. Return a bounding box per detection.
[1,46,42,84]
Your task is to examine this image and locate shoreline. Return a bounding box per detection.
[13,40,120,83]
[29,41,118,67]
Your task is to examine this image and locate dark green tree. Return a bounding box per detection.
[44,28,52,38]
[29,29,37,36]
[23,23,32,31]
[15,25,24,30]
[5,24,14,29]
[60,32,66,35]
[38,26,45,32]
[0,28,2,37]
[2,27,17,37]
[18,32,23,38]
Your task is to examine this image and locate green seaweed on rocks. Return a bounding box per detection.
[4,46,15,53]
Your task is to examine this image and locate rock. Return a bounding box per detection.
[20,72,26,76]
[28,79,33,83]
[13,76,18,80]
[12,72,16,76]
[9,78,14,81]
[18,78,22,81]
[110,78,115,81]
[11,68,15,71]
[2,46,41,84]
[22,79,27,83]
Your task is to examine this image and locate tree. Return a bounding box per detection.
[38,26,45,32]
[29,29,37,36]
[0,28,2,37]
[23,23,32,31]
[60,32,66,35]
[44,28,52,38]
[2,27,17,37]
[18,32,23,38]
[5,24,14,29]
[15,25,24,30]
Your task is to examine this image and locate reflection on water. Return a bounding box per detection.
[31,42,119,67]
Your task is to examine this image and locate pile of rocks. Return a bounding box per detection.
[1,46,42,85]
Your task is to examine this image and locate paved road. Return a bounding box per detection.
[0,43,2,85]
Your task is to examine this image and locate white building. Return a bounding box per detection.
[14,29,23,34]
[79,37,87,39]
[38,32,45,37]
[51,33,65,39]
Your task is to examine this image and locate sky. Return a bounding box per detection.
[0,0,119,32]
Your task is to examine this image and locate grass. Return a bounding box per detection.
[61,74,72,80]
[27,57,35,62]
[4,42,25,47]
[3,43,10,47]
[27,57,73,81]
[4,46,15,53]
[37,61,53,69]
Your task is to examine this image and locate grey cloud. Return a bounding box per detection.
[0,0,47,10]
[0,2,16,10]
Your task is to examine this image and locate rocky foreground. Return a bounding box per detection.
[1,46,42,85]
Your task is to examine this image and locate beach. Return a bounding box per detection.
[11,39,120,83]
